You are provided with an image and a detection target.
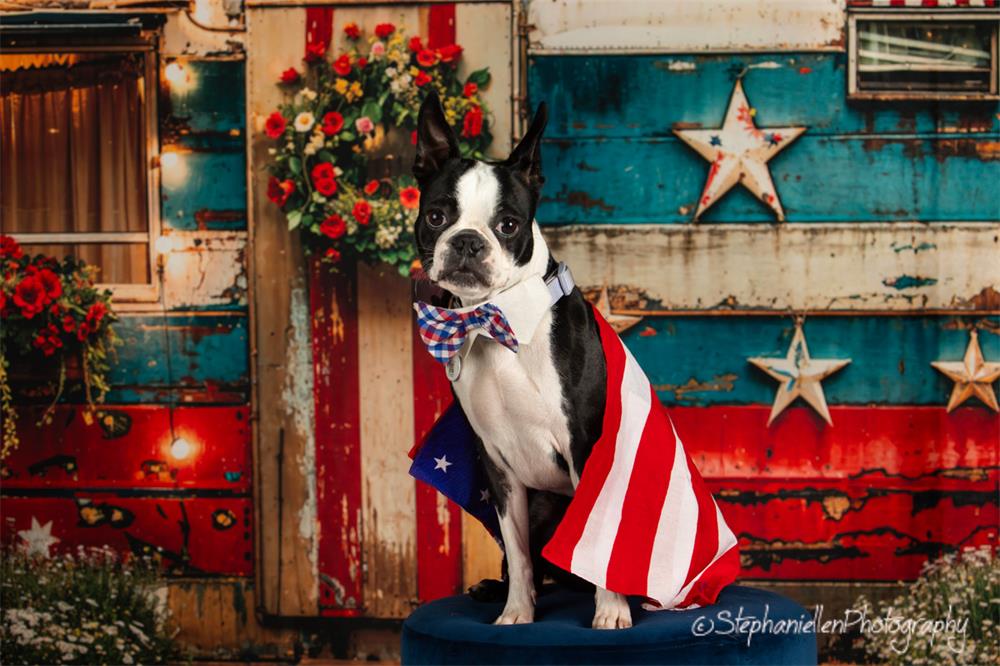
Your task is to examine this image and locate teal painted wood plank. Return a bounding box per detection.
[538,135,1000,224]
[161,152,247,231]
[164,60,246,135]
[529,54,1000,139]
[106,314,249,404]
[625,316,999,406]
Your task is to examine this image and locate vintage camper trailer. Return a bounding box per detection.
[1,0,997,658]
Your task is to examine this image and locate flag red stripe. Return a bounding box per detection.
[680,545,742,608]
[680,454,723,588]
[604,386,678,594]
[542,308,627,567]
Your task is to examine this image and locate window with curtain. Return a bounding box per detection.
[1,46,157,297]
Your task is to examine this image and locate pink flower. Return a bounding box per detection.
[355,116,374,135]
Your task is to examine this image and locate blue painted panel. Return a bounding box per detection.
[529,54,1000,139]
[538,135,1000,224]
[106,314,249,404]
[161,152,247,231]
[625,316,1000,406]
[165,60,246,135]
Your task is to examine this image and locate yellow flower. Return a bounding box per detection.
[388,32,404,48]
[347,81,363,101]
[409,66,420,78]
[334,78,349,95]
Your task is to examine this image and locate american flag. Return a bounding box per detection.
[410,306,739,609]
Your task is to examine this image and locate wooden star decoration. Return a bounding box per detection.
[749,323,851,426]
[674,79,806,221]
[931,330,1000,412]
[593,286,643,335]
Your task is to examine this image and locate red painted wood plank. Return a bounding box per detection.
[311,257,364,616]
[669,405,999,480]
[1,406,250,491]
[0,497,252,576]
[413,321,463,602]
[427,3,456,49]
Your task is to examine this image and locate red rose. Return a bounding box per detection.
[321,111,344,136]
[437,44,463,63]
[62,314,76,332]
[13,276,46,318]
[352,200,372,226]
[357,57,368,69]
[280,68,300,84]
[0,235,22,259]
[304,41,327,63]
[320,214,347,239]
[374,23,395,39]
[264,112,287,139]
[325,247,342,263]
[311,162,336,183]
[86,301,107,326]
[364,180,380,196]
[416,49,438,68]
[314,178,338,197]
[36,268,61,300]
[463,82,478,98]
[414,70,431,87]
[76,321,91,342]
[408,36,423,52]
[267,176,295,207]
[462,105,483,138]
[343,22,360,40]
[399,186,420,210]
[410,130,417,145]
[332,54,352,77]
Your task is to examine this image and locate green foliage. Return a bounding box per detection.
[0,548,178,665]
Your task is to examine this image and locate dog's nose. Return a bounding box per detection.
[449,231,486,258]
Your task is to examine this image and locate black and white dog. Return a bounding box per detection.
[412,93,632,629]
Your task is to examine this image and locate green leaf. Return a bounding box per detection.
[287,209,303,230]
[398,263,411,277]
[288,156,302,175]
[318,150,335,163]
[467,68,491,87]
[340,131,356,142]
[361,100,382,124]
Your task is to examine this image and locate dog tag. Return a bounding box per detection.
[446,355,462,382]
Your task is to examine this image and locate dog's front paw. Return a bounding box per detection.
[592,589,632,630]
[494,602,534,625]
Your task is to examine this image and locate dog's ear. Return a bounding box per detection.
[504,102,548,191]
[413,92,459,183]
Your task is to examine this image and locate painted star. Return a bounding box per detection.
[594,286,642,334]
[674,79,806,221]
[748,323,851,426]
[433,455,452,473]
[18,517,60,557]
[480,488,491,503]
[931,330,1000,412]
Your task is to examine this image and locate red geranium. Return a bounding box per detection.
[280,68,300,84]
[408,36,423,52]
[399,186,420,210]
[267,176,295,207]
[462,105,484,138]
[304,41,327,63]
[62,314,76,332]
[357,57,368,69]
[0,235,22,259]
[325,247,342,263]
[36,268,62,301]
[352,200,372,226]
[14,276,47,318]
[76,321,91,342]
[321,111,344,136]
[33,323,63,357]
[265,112,287,139]
[315,178,338,197]
[416,49,438,68]
[437,44,463,63]
[463,82,478,98]
[364,179,380,196]
[86,301,107,326]
[414,70,431,87]
[320,214,347,239]
[332,54,352,77]
[343,22,360,40]
[374,23,395,39]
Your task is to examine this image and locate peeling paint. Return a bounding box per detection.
[656,60,696,72]
[892,241,936,254]
[747,61,783,70]
[654,373,738,401]
[882,275,938,290]
[435,491,452,557]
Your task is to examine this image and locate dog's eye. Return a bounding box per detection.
[426,209,447,228]
[496,217,520,237]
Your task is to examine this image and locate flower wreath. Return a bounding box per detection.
[265,22,492,275]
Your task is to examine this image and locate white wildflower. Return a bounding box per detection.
[293,112,315,133]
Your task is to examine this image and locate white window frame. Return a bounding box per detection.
[848,9,1000,101]
[4,35,163,305]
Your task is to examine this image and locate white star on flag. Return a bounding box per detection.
[433,455,452,472]
[18,517,60,558]
[479,488,491,503]
[674,79,805,221]
[748,323,851,426]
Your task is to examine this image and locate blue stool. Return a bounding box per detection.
[402,585,817,665]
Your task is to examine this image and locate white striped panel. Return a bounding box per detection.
[644,424,699,607]
[570,342,652,587]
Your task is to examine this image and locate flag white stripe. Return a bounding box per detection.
[645,423,699,606]
[665,503,740,610]
[570,342,651,587]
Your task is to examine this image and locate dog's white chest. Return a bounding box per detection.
[452,313,574,495]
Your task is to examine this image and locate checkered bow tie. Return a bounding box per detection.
[414,301,519,363]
